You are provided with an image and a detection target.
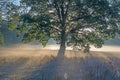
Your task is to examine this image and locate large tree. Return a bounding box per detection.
[7,0,120,56]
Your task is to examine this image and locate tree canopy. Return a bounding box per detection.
[6,0,120,55]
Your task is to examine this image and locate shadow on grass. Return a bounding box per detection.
[22,52,120,80]
[0,52,120,80]
[0,57,30,79]
[21,57,57,80]
[79,53,120,80]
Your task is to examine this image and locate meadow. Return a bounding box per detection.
[0,45,120,80]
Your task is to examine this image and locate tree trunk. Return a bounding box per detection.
[58,29,66,58]
[58,41,66,57]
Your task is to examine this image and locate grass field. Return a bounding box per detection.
[0,45,120,80]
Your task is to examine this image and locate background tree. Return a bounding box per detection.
[0,0,19,45]
[7,0,120,56]
[0,0,8,45]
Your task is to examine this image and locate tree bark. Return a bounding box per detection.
[58,29,66,57]
[54,0,68,58]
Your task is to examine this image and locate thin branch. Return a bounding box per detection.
[50,26,61,32]
[53,0,62,23]
[64,0,70,20]
[60,0,64,21]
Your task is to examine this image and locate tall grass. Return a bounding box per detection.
[0,48,120,80]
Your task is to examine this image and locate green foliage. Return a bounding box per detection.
[0,33,4,45]
[6,0,120,51]
[8,21,17,30]
[19,13,52,46]
[0,12,2,22]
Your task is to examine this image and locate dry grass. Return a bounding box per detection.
[0,46,120,80]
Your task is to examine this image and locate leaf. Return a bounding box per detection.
[8,22,17,31]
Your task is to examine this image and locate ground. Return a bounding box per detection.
[0,46,120,80]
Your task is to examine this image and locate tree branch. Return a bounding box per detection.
[50,26,61,32]
[53,0,62,23]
